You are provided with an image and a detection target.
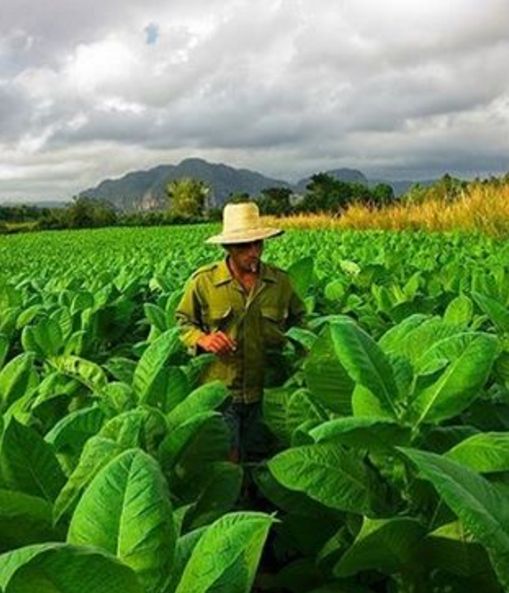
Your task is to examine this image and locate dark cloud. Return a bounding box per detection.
[0,0,508,201]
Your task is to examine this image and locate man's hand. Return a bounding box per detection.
[197,332,237,356]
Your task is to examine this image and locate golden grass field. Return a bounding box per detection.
[266,181,509,237]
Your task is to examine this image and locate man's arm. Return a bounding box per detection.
[174,278,207,354]
[175,277,236,356]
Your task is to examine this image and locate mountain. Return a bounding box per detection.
[79,157,436,211]
[79,158,292,211]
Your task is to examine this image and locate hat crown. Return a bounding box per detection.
[205,201,283,244]
[222,202,261,234]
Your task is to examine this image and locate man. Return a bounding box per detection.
[175,201,306,462]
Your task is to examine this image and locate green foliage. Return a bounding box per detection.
[166,178,210,218]
[2,225,509,591]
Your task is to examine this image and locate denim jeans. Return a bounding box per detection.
[221,401,273,462]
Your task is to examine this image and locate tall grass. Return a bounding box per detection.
[266,181,509,237]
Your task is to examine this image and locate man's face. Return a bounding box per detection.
[227,240,264,273]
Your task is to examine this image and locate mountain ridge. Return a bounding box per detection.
[79,157,432,211]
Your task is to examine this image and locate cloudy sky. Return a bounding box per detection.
[1,0,508,202]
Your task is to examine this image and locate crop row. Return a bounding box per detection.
[1,226,509,592]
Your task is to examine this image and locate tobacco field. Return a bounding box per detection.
[1,225,509,592]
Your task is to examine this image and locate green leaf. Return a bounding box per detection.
[165,367,191,412]
[0,543,144,593]
[410,333,498,425]
[0,334,9,369]
[0,489,61,552]
[175,512,274,593]
[419,521,493,578]
[45,407,105,455]
[446,432,509,473]
[104,357,137,385]
[310,417,411,450]
[269,442,380,514]
[329,319,400,418]
[182,461,244,530]
[287,389,329,441]
[99,382,136,415]
[159,411,219,471]
[378,314,430,356]
[444,295,474,328]
[253,464,337,517]
[287,257,314,301]
[263,386,293,445]
[473,291,509,333]
[70,291,94,315]
[333,517,425,577]
[304,327,354,415]
[133,329,182,402]
[21,316,64,358]
[0,418,65,502]
[53,436,124,523]
[167,381,228,427]
[68,449,175,593]
[50,355,108,392]
[0,353,36,413]
[400,447,509,590]
[144,303,167,332]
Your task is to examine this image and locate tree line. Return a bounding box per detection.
[1,172,506,232]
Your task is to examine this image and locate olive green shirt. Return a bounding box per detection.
[175,259,306,403]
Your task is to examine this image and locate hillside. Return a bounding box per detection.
[79,158,293,211]
[79,158,375,212]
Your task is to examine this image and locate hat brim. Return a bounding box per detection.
[206,227,284,245]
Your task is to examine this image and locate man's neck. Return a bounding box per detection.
[227,258,260,292]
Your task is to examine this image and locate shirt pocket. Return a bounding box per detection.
[260,306,288,346]
[205,306,233,333]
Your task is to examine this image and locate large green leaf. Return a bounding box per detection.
[310,417,411,450]
[68,449,175,593]
[182,461,244,530]
[444,295,474,328]
[159,411,219,471]
[133,329,182,402]
[0,418,65,502]
[0,543,143,593]
[329,319,400,419]
[418,521,493,578]
[53,436,124,523]
[287,257,314,301]
[377,314,429,356]
[446,432,509,473]
[21,317,63,358]
[167,381,228,427]
[45,407,105,455]
[268,442,380,514]
[409,333,498,426]
[0,353,36,413]
[473,291,509,333]
[400,447,509,590]
[166,417,231,495]
[287,389,329,442]
[333,517,425,577]
[0,489,61,552]
[175,512,274,593]
[304,327,354,415]
[50,355,108,392]
[262,386,293,445]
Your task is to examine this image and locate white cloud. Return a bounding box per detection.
[0,0,508,201]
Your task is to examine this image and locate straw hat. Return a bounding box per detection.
[206,202,284,244]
